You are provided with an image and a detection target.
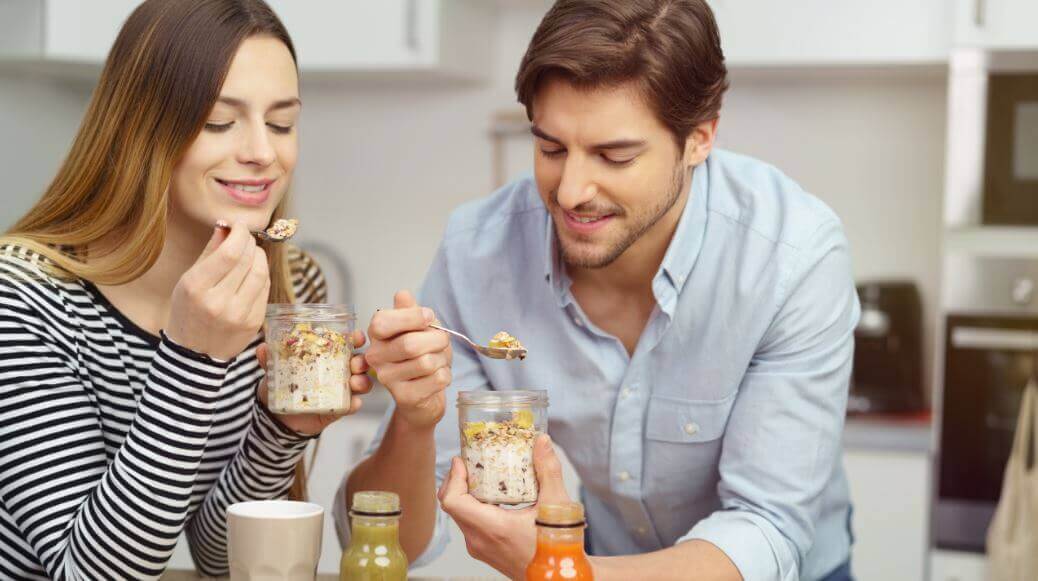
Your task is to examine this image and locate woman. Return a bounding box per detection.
[0,1,399,578]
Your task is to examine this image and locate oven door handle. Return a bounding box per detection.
[952,327,1038,351]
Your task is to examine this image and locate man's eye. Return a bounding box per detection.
[540,149,565,158]
[601,154,636,166]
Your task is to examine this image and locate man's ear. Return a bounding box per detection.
[683,117,719,168]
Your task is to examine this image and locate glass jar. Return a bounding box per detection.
[457,389,548,505]
[526,502,594,580]
[339,491,407,581]
[265,304,355,415]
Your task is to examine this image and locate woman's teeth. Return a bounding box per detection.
[228,183,266,193]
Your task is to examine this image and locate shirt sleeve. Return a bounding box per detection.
[332,240,490,568]
[678,219,860,581]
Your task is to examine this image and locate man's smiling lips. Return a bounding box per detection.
[561,210,615,235]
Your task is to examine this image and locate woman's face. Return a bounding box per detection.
[170,35,300,236]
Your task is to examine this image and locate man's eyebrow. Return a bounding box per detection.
[531,125,645,150]
[531,125,562,145]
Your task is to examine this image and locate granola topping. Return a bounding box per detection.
[266,218,299,241]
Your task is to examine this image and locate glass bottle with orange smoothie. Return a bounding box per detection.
[526,502,594,580]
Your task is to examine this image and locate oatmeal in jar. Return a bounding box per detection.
[265,305,355,415]
[457,390,548,505]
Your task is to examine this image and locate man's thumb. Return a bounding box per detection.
[534,434,570,504]
[393,289,417,309]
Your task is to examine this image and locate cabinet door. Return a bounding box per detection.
[266,0,436,71]
[844,450,930,580]
[708,0,950,65]
[43,0,141,62]
[956,0,1038,49]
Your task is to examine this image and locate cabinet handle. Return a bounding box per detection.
[951,327,1038,351]
[405,0,419,51]
[974,0,986,27]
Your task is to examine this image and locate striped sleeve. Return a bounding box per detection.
[182,246,327,575]
[0,257,230,580]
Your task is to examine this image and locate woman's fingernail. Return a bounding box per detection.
[215,219,230,229]
[423,307,435,323]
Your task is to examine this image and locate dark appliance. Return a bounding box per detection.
[848,281,925,414]
[982,72,1038,225]
[934,256,1038,552]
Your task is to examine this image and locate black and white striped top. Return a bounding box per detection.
[0,243,327,580]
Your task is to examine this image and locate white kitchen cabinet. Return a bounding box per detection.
[930,549,987,581]
[0,0,493,80]
[844,448,930,581]
[955,0,1038,49]
[708,0,951,66]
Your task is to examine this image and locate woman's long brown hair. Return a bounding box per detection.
[2,0,311,501]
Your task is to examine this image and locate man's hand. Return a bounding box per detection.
[438,435,570,580]
[364,290,452,431]
[255,331,372,435]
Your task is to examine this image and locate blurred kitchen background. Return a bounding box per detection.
[2,1,1037,579]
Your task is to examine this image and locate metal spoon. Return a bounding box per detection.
[215,219,297,243]
[429,323,527,360]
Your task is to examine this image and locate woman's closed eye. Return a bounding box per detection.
[204,121,234,133]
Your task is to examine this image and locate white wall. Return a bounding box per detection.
[0,73,91,229]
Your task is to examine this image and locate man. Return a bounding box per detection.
[340,1,858,579]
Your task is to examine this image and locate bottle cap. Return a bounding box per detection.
[351,491,401,517]
[535,502,586,527]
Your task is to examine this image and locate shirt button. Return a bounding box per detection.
[636,526,648,535]
[573,317,584,327]
[618,471,631,482]
[620,388,632,399]
[684,422,700,436]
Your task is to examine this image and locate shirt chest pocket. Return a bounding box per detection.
[643,391,738,507]
[645,391,737,443]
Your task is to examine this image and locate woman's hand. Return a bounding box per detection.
[255,331,373,435]
[363,290,452,431]
[166,221,270,361]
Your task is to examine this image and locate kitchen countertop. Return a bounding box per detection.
[162,572,505,581]
[843,412,933,454]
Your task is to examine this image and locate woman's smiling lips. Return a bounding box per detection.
[562,210,614,235]
[217,177,275,206]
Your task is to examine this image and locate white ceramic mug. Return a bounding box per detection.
[227,500,324,581]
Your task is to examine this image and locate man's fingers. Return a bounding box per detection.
[351,330,367,349]
[533,434,571,505]
[367,306,436,342]
[394,290,417,309]
[439,457,469,504]
[367,344,450,382]
[349,372,373,395]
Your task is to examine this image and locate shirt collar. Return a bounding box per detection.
[659,158,710,296]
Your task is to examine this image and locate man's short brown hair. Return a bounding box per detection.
[516,0,729,148]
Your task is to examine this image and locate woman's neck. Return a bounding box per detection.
[94,217,210,336]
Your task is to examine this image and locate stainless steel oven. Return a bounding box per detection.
[934,256,1038,552]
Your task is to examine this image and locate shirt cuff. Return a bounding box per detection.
[254,399,318,446]
[679,510,799,581]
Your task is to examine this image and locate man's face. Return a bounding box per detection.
[531,78,696,269]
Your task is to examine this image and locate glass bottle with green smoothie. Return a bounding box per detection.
[339,491,408,581]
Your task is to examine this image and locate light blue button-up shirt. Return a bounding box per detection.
[342,149,859,580]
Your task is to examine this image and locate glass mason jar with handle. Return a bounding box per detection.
[457,389,548,505]
[265,304,355,415]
